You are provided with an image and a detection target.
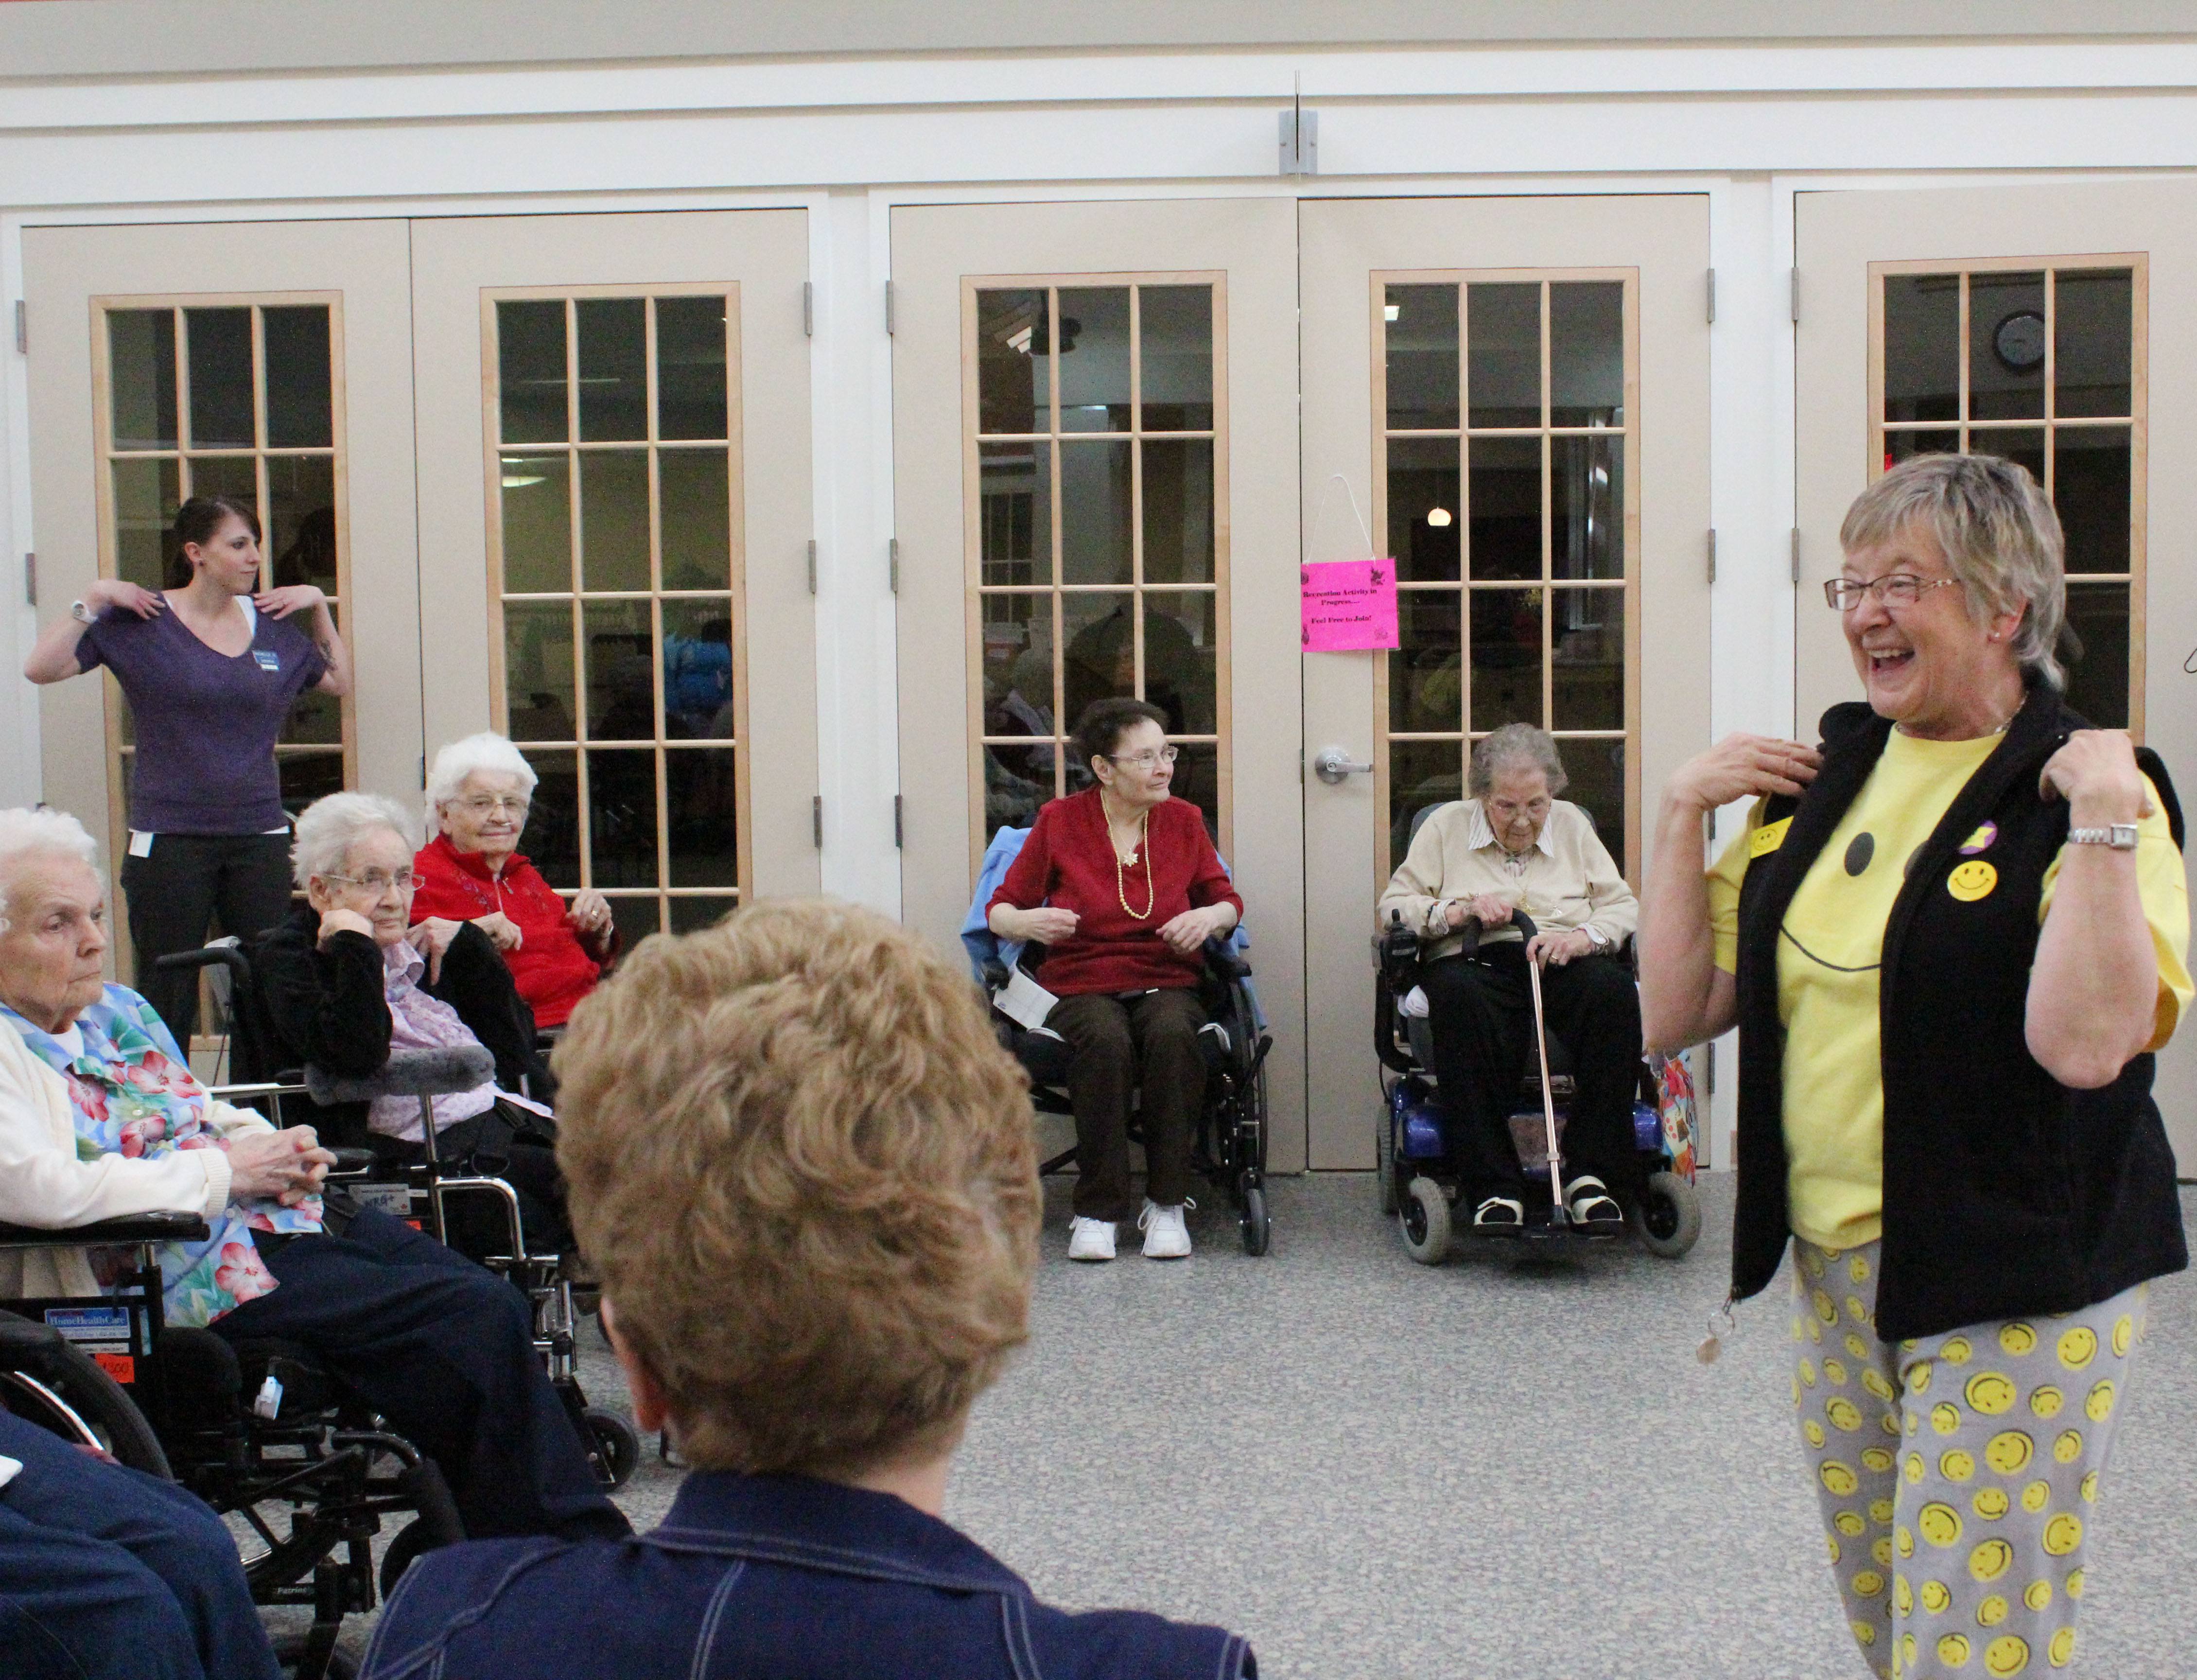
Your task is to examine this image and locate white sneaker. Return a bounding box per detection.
[1068,1216,1117,1262]
[1137,1199,1193,1260]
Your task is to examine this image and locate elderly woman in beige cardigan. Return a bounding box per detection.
[0,806,626,1542]
[1377,723,1642,1233]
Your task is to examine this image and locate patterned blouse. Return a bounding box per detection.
[3,985,321,1329]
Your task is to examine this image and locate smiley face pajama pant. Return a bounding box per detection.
[1789,1238,2146,1680]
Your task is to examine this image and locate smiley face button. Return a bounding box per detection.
[1948,860,1999,901]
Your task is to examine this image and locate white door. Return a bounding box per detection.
[889,198,1308,1168]
[408,210,820,941]
[22,217,421,975]
[1795,183,2197,1169]
[1298,195,1713,1168]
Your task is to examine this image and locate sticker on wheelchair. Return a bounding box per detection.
[42,1306,135,1382]
[348,1182,416,1220]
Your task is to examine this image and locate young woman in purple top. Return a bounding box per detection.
[23,493,352,1041]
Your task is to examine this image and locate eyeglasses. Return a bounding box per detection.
[1105,747,1180,770]
[322,870,417,896]
[1824,575,1962,612]
[452,794,531,818]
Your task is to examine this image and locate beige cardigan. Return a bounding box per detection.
[0,1011,260,1302]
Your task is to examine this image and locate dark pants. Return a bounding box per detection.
[366,1101,575,1261]
[120,832,295,1042]
[0,1407,279,1680]
[213,1207,628,1543]
[1420,945,1643,1205]
[1049,988,1206,1221]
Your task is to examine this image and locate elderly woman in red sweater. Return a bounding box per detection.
[410,733,617,1030]
[987,699,1242,1262]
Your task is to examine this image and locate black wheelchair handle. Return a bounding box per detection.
[328,1148,377,1176]
[151,944,250,982]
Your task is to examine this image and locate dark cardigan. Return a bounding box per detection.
[252,902,553,1149]
[1730,683,2188,1341]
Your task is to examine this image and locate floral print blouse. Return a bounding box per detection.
[3,985,322,1328]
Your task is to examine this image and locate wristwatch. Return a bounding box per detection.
[1583,924,1610,950]
[70,599,95,625]
[2067,824,2139,851]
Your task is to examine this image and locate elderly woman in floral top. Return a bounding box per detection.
[0,807,625,1544]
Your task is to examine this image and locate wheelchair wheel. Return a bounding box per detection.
[1376,1102,1398,1216]
[584,1405,641,1490]
[379,1515,442,1602]
[1630,1170,1702,1259]
[1401,1177,1450,1266]
[0,1310,171,1478]
[271,1632,359,1680]
[1239,1184,1270,1257]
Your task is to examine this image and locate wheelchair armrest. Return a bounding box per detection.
[1202,939,1250,982]
[0,1211,212,1249]
[151,943,250,986]
[980,958,1011,991]
[304,1045,494,1106]
[329,1148,377,1176]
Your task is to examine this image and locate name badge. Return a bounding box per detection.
[1748,817,1793,858]
[253,650,281,672]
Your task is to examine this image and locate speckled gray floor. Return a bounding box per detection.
[295,1173,2196,1678]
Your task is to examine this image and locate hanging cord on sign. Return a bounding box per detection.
[1305,472,1376,566]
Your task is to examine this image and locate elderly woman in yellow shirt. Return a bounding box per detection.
[1639,453,2189,1680]
[1378,722,1641,1235]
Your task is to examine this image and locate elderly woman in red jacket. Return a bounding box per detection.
[411,733,617,1029]
[987,699,1241,1263]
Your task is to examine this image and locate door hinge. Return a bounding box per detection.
[1705,528,1717,587]
[893,794,904,849]
[419,754,428,790]
[1706,1041,1716,1098]
[12,300,23,355]
[812,794,823,849]
[806,539,817,595]
[1790,528,1802,586]
[22,552,35,608]
[884,280,896,336]
[1705,267,1716,326]
[888,537,899,594]
[1789,268,1801,324]
[802,281,814,338]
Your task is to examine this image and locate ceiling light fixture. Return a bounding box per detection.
[1425,507,1453,527]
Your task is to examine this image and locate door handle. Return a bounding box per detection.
[1313,745,1375,786]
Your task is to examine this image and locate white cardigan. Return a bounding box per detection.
[0,1010,264,1302]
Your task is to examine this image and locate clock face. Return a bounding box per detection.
[1994,309,2047,373]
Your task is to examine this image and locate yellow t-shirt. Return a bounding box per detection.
[1706,731,2194,1250]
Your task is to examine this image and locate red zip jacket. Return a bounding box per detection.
[409,833,613,1028]
[988,789,1241,997]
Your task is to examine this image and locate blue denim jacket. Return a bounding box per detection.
[361,1472,1256,1680]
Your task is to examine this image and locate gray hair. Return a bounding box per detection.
[1839,453,2068,690]
[425,732,538,829]
[0,807,101,933]
[1468,723,1569,800]
[292,792,418,889]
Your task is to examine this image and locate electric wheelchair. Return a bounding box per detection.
[961,827,1276,1255]
[1372,903,1703,1267]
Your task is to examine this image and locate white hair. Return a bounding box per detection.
[425,732,539,831]
[291,792,418,889]
[0,807,101,933]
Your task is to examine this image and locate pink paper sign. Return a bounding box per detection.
[1300,559,1400,652]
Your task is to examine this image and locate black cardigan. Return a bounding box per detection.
[1730,683,2188,1340]
[252,902,553,1149]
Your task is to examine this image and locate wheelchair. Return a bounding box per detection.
[961,833,1275,1256]
[1372,906,1703,1267]
[1,1204,462,1680]
[159,940,641,1494]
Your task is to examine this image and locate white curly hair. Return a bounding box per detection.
[0,807,102,933]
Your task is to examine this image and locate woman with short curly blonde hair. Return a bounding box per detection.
[363,896,1255,1680]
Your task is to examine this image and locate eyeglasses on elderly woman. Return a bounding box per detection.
[1823,574,1962,611]
[320,868,418,895]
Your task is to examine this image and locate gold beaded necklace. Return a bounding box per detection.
[1110,804,1155,920]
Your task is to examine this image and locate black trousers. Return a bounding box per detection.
[1048,988,1207,1221]
[215,1207,628,1543]
[120,832,295,1043]
[1420,945,1643,1205]
[363,1100,574,1261]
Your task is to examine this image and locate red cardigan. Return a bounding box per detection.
[988,790,1242,997]
[409,833,614,1028]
